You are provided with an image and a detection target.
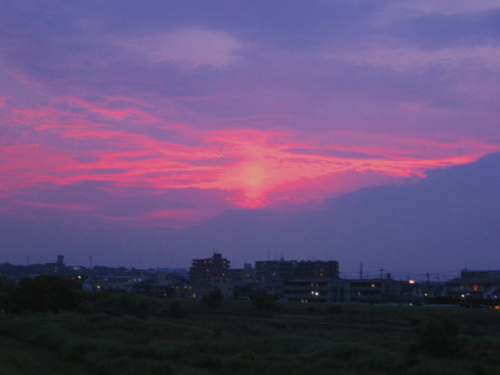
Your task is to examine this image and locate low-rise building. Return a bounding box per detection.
[284,278,349,303]
[284,276,412,304]
[445,269,500,307]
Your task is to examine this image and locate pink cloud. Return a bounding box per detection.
[1,70,498,227]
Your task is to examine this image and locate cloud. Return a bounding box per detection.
[176,156,242,167]
[283,148,387,160]
[1,152,498,271]
[88,168,128,175]
[0,180,237,228]
[0,0,499,231]
[387,9,500,50]
[125,28,242,68]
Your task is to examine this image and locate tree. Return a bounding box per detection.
[0,276,16,311]
[4,275,83,313]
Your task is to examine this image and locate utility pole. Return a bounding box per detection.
[359,262,363,280]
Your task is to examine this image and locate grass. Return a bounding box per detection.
[0,335,91,375]
[1,299,500,374]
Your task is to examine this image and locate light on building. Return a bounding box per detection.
[408,280,415,284]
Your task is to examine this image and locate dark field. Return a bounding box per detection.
[1,298,500,375]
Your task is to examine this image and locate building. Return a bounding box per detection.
[445,269,500,307]
[175,280,213,299]
[43,255,66,275]
[189,253,230,282]
[284,275,419,304]
[131,273,176,297]
[255,259,296,281]
[85,275,149,292]
[228,263,255,282]
[157,268,189,278]
[347,276,403,303]
[255,259,340,282]
[284,278,350,303]
[294,260,339,279]
[210,277,234,299]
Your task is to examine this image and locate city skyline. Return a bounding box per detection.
[0,252,473,283]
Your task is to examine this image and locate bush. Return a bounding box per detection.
[169,301,186,318]
[4,276,83,313]
[251,295,276,311]
[201,288,224,309]
[326,304,343,314]
[418,318,460,357]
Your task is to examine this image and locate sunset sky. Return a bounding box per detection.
[1,1,500,269]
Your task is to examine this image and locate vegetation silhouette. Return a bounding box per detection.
[2,283,500,374]
[3,275,82,313]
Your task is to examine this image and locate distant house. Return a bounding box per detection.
[131,272,176,297]
[85,275,149,292]
[284,275,416,304]
[445,269,500,307]
[347,276,403,303]
[174,280,213,299]
[284,278,348,303]
[255,259,340,282]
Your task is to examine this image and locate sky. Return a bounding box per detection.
[1,1,500,272]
